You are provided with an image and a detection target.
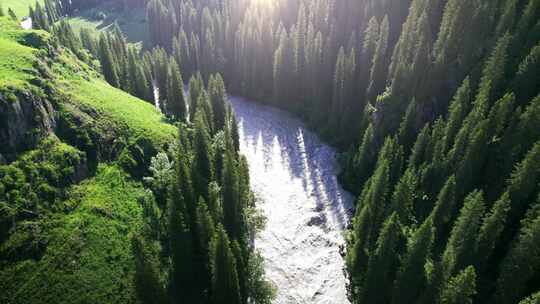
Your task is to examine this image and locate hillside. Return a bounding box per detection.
[2,0,42,17]
[0,16,175,303]
[0,8,275,303]
[2,0,540,304]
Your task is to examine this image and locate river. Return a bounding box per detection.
[230,96,354,304]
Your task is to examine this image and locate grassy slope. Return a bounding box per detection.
[67,3,149,44]
[3,0,42,18]
[0,17,43,88]
[0,17,173,303]
[1,165,145,303]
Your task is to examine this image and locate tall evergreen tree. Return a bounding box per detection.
[439,266,477,304]
[98,34,120,88]
[166,57,187,120]
[211,225,242,304]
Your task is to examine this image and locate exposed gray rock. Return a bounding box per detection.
[0,90,56,162]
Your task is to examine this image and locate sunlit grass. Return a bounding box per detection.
[2,0,42,18]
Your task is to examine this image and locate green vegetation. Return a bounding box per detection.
[2,0,540,303]
[1,7,274,303]
[2,0,42,18]
[1,165,145,303]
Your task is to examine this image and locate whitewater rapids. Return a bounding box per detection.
[231,96,353,304]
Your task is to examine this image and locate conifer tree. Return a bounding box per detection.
[439,266,477,304]
[361,213,403,304]
[166,57,186,120]
[8,8,16,21]
[367,15,390,103]
[398,98,417,153]
[99,34,120,88]
[495,197,540,304]
[222,147,241,240]
[442,190,485,279]
[474,192,510,271]
[390,168,417,225]
[168,194,197,301]
[193,110,214,200]
[188,74,204,120]
[211,225,242,304]
[430,176,457,249]
[512,43,540,105]
[352,124,377,191]
[196,198,216,291]
[132,234,167,304]
[392,216,434,304]
[408,124,431,169]
[208,74,228,131]
[443,78,471,152]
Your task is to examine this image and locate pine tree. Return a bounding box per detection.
[392,216,434,304]
[211,225,242,304]
[347,161,390,292]
[222,148,241,240]
[361,213,403,304]
[512,43,540,105]
[193,110,214,200]
[390,168,417,225]
[8,8,17,21]
[442,190,485,279]
[99,34,120,88]
[367,15,390,103]
[208,74,228,131]
[408,124,431,169]
[132,234,166,304]
[188,74,204,121]
[168,193,197,301]
[398,98,417,153]
[474,192,510,271]
[430,176,457,249]
[166,57,186,120]
[196,197,216,291]
[352,124,377,192]
[439,266,477,304]
[443,78,471,152]
[495,197,540,304]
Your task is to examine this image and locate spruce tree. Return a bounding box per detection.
[193,110,214,200]
[222,147,241,240]
[211,225,242,304]
[398,98,417,153]
[474,192,510,271]
[439,266,477,304]
[392,216,434,304]
[430,176,457,249]
[8,8,16,21]
[208,74,228,131]
[99,34,120,88]
[441,190,485,279]
[361,213,403,304]
[367,15,390,103]
[495,197,540,304]
[166,57,186,120]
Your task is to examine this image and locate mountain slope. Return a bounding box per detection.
[0,16,174,303]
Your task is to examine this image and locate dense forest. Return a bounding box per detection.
[0,1,274,303]
[1,0,540,303]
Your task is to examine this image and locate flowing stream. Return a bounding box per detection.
[231,96,354,304]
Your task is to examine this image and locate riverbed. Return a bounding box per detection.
[231,96,353,304]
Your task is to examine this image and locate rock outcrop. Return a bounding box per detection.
[0,90,56,162]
